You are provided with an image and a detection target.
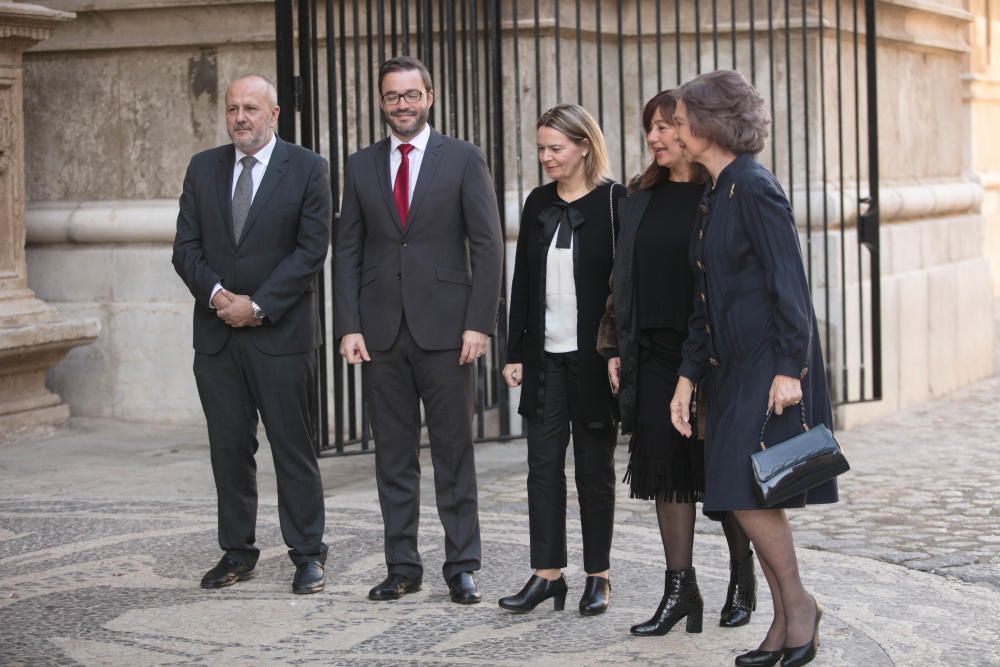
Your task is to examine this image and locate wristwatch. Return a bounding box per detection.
[251,300,265,321]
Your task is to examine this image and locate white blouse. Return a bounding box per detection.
[544,229,578,352]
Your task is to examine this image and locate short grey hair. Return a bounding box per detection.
[675,70,769,155]
[230,74,278,108]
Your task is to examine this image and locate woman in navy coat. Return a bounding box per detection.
[669,71,837,667]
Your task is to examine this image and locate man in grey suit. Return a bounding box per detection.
[334,56,503,603]
[173,75,331,594]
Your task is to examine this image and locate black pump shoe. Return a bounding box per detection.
[499,574,568,612]
[578,576,611,616]
[781,599,823,667]
[721,551,757,627]
[735,649,783,667]
[630,567,704,636]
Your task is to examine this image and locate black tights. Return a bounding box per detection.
[655,500,751,569]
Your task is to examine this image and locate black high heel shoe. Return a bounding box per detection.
[734,649,782,667]
[498,574,568,612]
[630,567,703,636]
[578,575,611,616]
[780,598,823,667]
[721,551,757,627]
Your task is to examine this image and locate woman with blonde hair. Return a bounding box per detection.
[501,104,625,615]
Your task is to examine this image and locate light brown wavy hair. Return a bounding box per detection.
[537,104,611,189]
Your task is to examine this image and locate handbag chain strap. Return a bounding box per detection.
[758,401,809,450]
[608,182,617,258]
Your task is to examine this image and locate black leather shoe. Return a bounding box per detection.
[368,573,422,600]
[200,556,255,589]
[498,574,567,612]
[579,576,611,616]
[781,598,823,667]
[448,571,482,604]
[721,551,757,627]
[292,561,325,594]
[630,567,703,636]
[735,649,783,667]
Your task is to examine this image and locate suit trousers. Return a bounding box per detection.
[527,352,617,573]
[365,317,481,583]
[193,330,328,566]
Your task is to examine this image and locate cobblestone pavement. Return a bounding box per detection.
[2,369,1000,664]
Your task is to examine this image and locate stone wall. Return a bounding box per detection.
[20,0,997,427]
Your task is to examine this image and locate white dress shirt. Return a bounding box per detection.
[211,132,277,305]
[389,123,432,204]
[544,230,578,353]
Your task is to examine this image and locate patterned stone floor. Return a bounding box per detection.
[3,373,1000,667]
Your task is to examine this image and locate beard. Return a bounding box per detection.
[383,106,429,140]
[230,121,270,152]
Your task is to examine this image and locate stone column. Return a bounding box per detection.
[0,2,98,437]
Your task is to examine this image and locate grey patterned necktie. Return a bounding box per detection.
[232,155,257,242]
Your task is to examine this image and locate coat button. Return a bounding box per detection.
[699,229,704,240]
[699,292,706,302]
[709,357,719,367]
[705,324,711,334]
[401,241,407,247]
[395,273,401,280]
[696,260,703,270]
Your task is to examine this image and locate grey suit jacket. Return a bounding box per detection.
[173,137,332,355]
[334,128,503,352]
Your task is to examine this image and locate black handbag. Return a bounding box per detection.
[750,402,849,507]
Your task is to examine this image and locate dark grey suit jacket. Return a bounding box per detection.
[173,136,332,355]
[334,129,503,351]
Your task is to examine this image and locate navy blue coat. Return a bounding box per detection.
[678,154,838,512]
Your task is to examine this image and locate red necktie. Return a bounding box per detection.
[393,143,414,227]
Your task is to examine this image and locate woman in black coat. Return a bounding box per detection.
[501,104,624,616]
[597,90,755,637]
[670,71,838,667]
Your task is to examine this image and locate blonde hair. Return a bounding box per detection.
[537,104,611,189]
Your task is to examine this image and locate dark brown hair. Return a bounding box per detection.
[674,69,769,155]
[632,90,709,192]
[378,56,433,93]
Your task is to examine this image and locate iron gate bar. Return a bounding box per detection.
[695,0,702,72]
[554,0,561,100]
[674,0,681,83]
[749,0,755,83]
[818,0,832,396]
[595,0,604,127]
[575,0,583,105]
[865,0,882,400]
[731,0,737,67]
[802,0,812,293]
[512,0,524,209]
[533,0,541,183]
[616,1,625,179]
[712,0,719,70]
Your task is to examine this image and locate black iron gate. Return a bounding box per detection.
[276,0,882,455]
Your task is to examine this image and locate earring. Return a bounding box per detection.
[583,152,588,157]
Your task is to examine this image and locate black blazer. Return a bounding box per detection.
[172,136,332,356]
[333,129,504,351]
[506,181,623,426]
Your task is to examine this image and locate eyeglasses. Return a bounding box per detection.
[381,89,425,105]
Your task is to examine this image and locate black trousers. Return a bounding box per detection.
[364,318,481,583]
[526,352,617,573]
[193,330,327,566]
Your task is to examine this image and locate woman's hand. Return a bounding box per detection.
[670,376,695,438]
[502,363,523,388]
[767,374,802,415]
[607,357,621,396]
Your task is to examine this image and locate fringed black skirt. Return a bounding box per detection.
[623,329,705,503]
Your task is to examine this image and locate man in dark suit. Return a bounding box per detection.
[173,74,331,595]
[334,56,503,604]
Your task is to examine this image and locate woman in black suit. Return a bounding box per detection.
[501,104,625,616]
[597,90,755,637]
[670,70,838,667]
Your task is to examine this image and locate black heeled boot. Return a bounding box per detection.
[721,551,757,628]
[630,567,704,636]
[578,576,611,616]
[498,574,568,612]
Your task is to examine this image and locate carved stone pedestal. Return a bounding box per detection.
[0,3,98,437]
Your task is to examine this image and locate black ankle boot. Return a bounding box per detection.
[578,576,611,616]
[498,574,568,612]
[721,551,757,628]
[630,567,704,636]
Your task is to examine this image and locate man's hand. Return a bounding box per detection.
[217,293,258,327]
[767,374,802,415]
[670,376,695,438]
[502,363,523,388]
[607,357,621,396]
[339,333,371,364]
[211,288,234,310]
[459,330,488,365]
